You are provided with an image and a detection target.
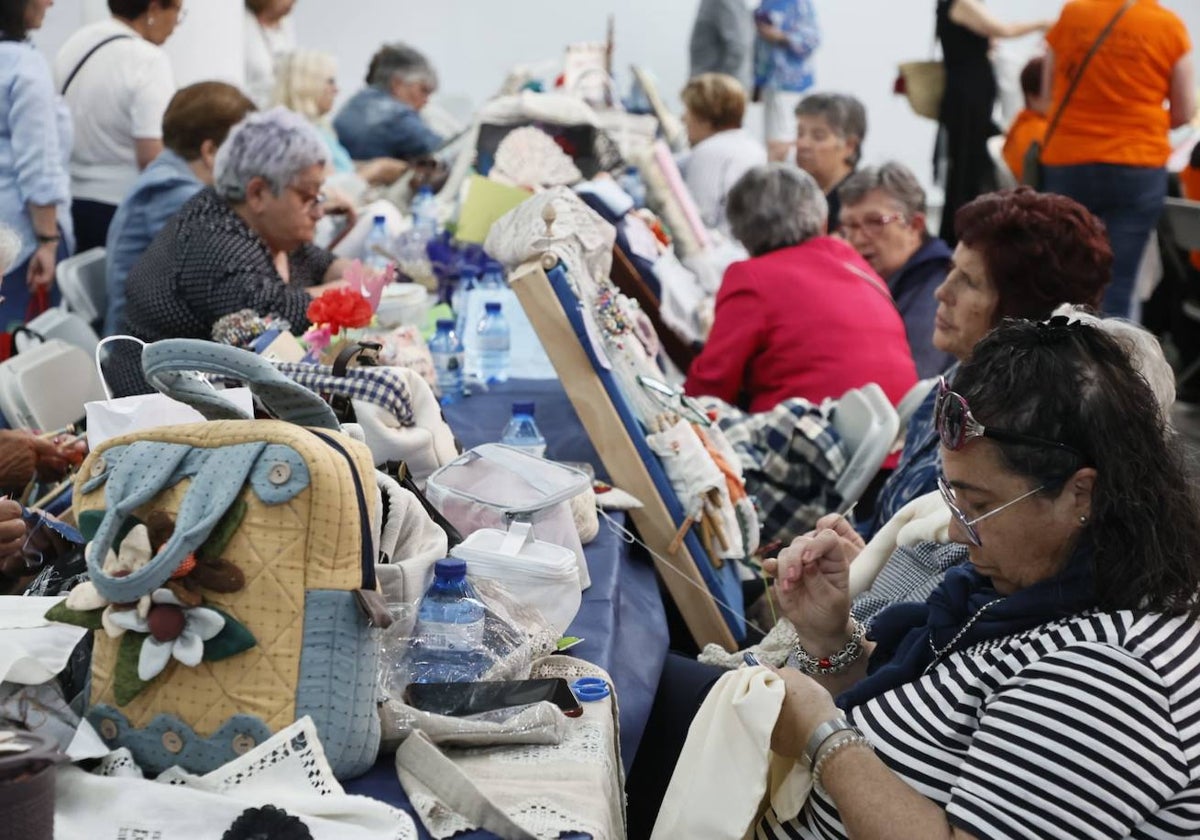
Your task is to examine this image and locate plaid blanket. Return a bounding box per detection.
[698,396,846,548]
[273,362,415,426]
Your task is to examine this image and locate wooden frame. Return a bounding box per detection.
[510,257,738,651]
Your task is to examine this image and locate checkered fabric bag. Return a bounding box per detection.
[273,361,458,485]
[699,397,846,548]
[49,340,386,779]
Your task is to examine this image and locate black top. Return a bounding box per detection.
[108,187,333,396]
[936,0,992,73]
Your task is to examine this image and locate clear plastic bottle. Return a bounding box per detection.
[411,185,439,240]
[476,301,510,385]
[363,214,391,271]
[618,165,646,209]
[452,265,479,359]
[499,401,546,457]
[428,319,464,405]
[409,558,487,684]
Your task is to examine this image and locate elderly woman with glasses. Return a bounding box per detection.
[851,187,1109,541]
[107,107,348,397]
[683,163,917,414]
[838,162,953,378]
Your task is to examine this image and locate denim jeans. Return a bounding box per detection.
[1042,164,1168,319]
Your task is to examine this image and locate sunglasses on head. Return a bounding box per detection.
[934,377,1086,460]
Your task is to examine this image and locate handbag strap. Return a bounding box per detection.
[60,34,131,95]
[1043,0,1135,150]
[394,731,538,840]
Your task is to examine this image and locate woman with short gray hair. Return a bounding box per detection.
[684,162,917,413]
[334,41,443,161]
[838,162,954,377]
[107,107,347,397]
[794,92,867,230]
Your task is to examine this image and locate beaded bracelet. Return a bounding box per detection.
[793,618,866,675]
[811,732,873,792]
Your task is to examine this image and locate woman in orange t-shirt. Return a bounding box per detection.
[1041,0,1195,319]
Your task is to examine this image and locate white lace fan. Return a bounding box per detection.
[490,126,583,189]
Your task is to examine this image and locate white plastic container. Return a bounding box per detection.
[451,522,582,635]
[375,283,431,329]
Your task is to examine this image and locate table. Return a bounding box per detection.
[344,379,669,836]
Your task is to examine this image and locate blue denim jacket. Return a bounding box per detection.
[752,0,820,93]
[104,149,201,334]
[0,41,74,269]
[332,87,442,161]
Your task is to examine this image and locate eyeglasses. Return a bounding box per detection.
[839,213,904,238]
[938,474,1046,547]
[287,185,327,213]
[934,377,1086,460]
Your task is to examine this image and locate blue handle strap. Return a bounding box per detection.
[142,339,339,430]
[87,441,268,603]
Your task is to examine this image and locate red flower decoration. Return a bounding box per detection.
[306,287,373,335]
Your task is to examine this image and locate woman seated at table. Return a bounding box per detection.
[794,92,866,231]
[107,107,348,397]
[684,163,917,413]
[838,162,954,378]
[333,42,443,162]
[854,187,1109,540]
[678,72,766,237]
[752,317,1200,839]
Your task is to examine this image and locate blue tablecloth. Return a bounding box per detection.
[343,379,668,836]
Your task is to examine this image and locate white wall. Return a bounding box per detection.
[29,0,1200,192]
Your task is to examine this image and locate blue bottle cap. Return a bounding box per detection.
[373,214,386,224]
[512,401,535,416]
[435,318,455,331]
[484,302,502,313]
[434,558,467,577]
[460,265,479,278]
[571,677,610,702]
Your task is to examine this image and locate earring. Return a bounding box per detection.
[147,16,154,24]
[1079,515,1088,525]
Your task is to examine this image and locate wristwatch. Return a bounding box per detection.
[803,716,857,767]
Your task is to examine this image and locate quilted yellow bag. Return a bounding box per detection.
[49,340,385,778]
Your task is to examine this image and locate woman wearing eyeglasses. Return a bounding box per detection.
[749,317,1200,838]
[854,187,1110,541]
[837,162,954,379]
[106,108,348,397]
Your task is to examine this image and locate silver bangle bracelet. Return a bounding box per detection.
[793,618,866,675]
[811,732,872,792]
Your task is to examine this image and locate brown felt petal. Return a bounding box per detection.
[190,558,245,593]
[145,510,175,552]
[166,579,203,607]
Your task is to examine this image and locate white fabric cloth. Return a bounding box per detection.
[849,490,950,598]
[54,717,418,840]
[678,128,766,236]
[53,18,175,205]
[0,595,87,685]
[243,9,296,109]
[652,665,811,839]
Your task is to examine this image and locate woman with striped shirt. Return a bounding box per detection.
[757,317,1200,839]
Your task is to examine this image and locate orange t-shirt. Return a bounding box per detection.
[1042,0,1190,168]
[1002,109,1048,183]
[1180,164,1200,271]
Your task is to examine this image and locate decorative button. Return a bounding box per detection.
[267,462,292,485]
[231,733,256,755]
[161,730,184,753]
[90,457,107,477]
[98,718,118,740]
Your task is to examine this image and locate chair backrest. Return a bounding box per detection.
[1164,197,1200,252]
[0,339,105,429]
[895,377,939,434]
[832,385,900,513]
[986,135,1018,189]
[55,247,107,325]
[17,306,100,356]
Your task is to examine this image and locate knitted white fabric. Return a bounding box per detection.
[849,490,950,598]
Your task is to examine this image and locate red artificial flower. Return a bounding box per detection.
[306,287,373,335]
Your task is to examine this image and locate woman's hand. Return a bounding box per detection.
[756,22,789,45]
[762,528,855,652]
[769,667,840,760]
[0,431,78,490]
[26,241,58,291]
[812,512,866,555]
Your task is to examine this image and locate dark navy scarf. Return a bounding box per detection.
[837,548,1096,710]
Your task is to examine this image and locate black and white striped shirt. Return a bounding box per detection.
[759,611,1200,839]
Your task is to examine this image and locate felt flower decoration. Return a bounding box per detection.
[342,259,391,313]
[65,524,155,638]
[306,286,374,335]
[106,588,226,681]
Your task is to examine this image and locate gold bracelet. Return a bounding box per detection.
[811,732,872,792]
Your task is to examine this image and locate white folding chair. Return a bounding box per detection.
[895,377,940,438]
[55,246,107,326]
[832,385,900,515]
[987,135,1018,189]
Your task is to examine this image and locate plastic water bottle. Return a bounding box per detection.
[409,558,487,684]
[363,215,391,272]
[452,265,478,349]
[619,165,646,209]
[499,402,547,457]
[476,302,510,384]
[411,186,439,240]
[428,319,464,404]
[479,260,505,292]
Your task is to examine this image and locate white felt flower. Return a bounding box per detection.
[106,589,226,681]
[65,525,156,638]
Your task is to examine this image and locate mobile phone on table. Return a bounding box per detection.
[405,678,584,718]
